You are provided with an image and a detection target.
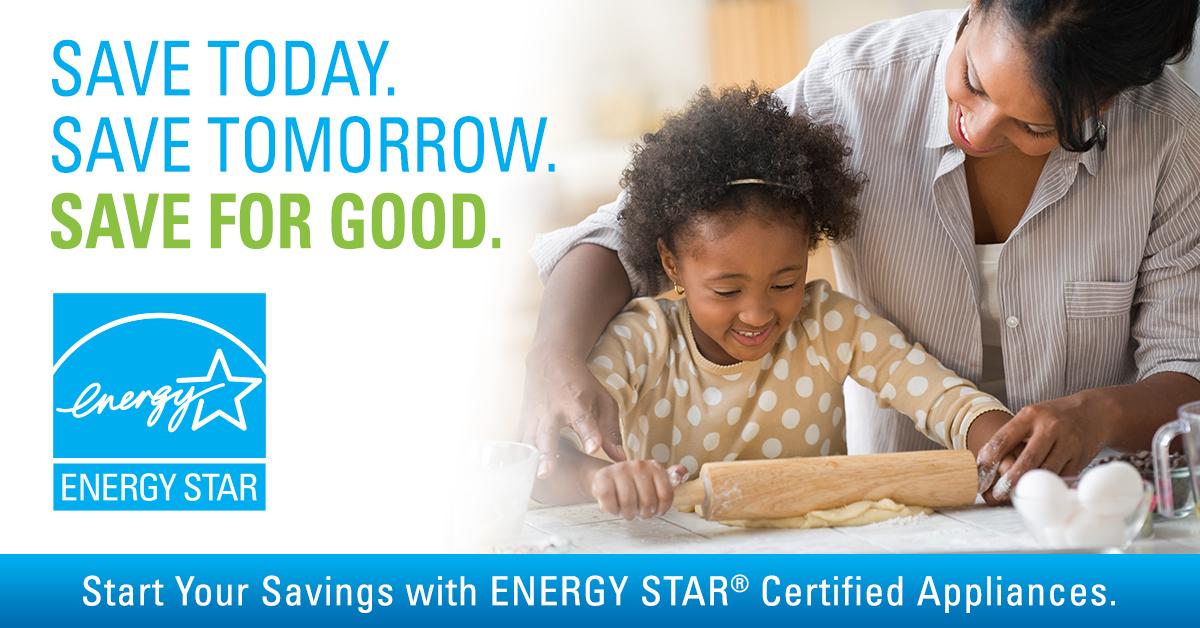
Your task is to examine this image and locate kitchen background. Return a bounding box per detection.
[2,0,1191,553]
[496,0,1200,434]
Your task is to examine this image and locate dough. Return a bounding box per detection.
[702,498,931,529]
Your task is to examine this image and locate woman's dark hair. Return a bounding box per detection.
[977,0,1199,151]
[618,85,863,289]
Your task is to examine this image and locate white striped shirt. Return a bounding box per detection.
[531,9,1200,454]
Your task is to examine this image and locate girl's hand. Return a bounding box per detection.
[521,349,625,478]
[965,410,1019,504]
[979,452,1019,505]
[590,461,684,520]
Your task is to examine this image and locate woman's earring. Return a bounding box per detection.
[673,283,686,296]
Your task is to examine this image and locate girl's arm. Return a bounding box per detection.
[806,282,1012,452]
[532,438,683,520]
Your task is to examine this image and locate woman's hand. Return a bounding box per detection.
[521,349,625,478]
[976,392,1111,501]
[590,461,684,520]
[520,243,634,478]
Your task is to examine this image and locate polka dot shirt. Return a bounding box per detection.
[586,280,1010,476]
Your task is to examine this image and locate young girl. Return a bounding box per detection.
[535,86,1012,519]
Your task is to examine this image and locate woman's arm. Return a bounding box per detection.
[978,373,1200,499]
[522,244,632,477]
[530,437,611,505]
[980,112,1200,499]
[1097,373,1200,451]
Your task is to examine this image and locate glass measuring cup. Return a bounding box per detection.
[1152,401,1200,518]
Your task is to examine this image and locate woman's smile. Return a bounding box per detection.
[951,103,1003,155]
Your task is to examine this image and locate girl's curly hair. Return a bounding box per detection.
[618,85,864,289]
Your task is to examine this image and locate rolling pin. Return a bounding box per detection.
[673,450,978,521]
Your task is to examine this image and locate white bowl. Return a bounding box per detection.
[1014,477,1153,551]
[450,440,539,551]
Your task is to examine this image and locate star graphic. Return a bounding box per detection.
[176,349,263,432]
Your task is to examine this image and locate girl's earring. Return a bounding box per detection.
[673,283,686,296]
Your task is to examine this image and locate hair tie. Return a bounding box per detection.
[726,178,800,192]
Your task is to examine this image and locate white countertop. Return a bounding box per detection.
[515,502,1200,554]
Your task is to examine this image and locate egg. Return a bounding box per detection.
[1013,469,1072,525]
[1077,461,1144,518]
[1038,524,1069,549]
[1064,511,1128,549]
[1064,488,1083,523]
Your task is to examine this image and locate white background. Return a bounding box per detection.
[0,0,579,551]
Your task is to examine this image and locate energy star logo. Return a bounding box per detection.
[52,294,266,510]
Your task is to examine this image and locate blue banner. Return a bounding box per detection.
[0,554,1195,626]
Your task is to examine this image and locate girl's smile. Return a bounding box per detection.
[729,321,776,347]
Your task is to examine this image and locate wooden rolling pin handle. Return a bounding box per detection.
[672,478,706,512]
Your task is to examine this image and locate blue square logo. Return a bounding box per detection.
[52,294,266,510]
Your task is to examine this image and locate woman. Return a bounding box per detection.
[524,0,1200,500]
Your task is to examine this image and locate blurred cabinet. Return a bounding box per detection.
[709,0,807,89]
[708,0,837,288]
